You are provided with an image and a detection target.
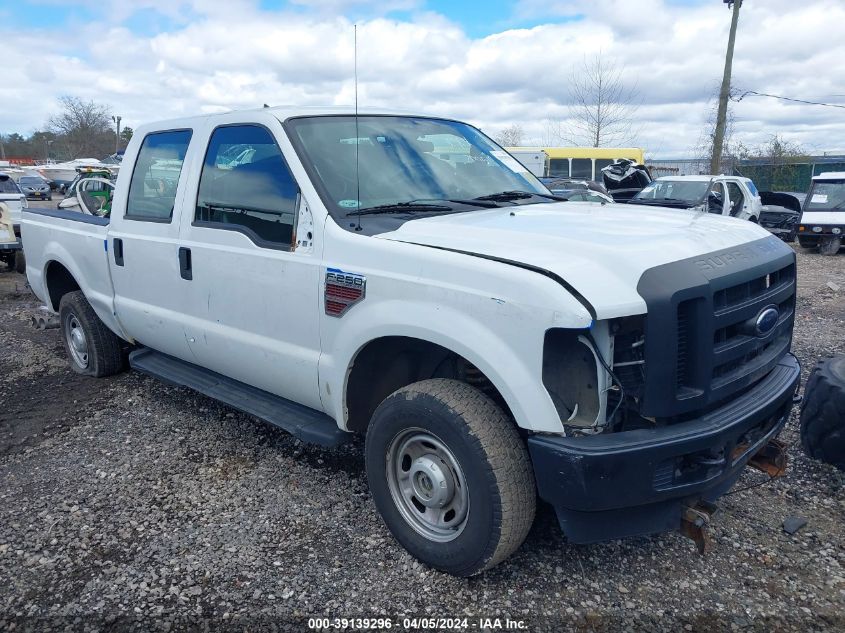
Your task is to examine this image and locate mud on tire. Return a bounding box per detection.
[59,290,126,377]
[365,378,536,576]
[800,355,845,470]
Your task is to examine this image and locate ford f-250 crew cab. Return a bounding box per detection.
[22,107,800,576]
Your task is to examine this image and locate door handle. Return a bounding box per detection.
[178,247,192,280]
[113,238,124,266]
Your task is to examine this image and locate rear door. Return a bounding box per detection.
[109,127,199,357]
[724,180,748,218]
[176,118,323,411]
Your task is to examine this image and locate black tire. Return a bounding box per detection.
[58,290,125,377]
[13,250,25,274]
[798,236,817,250]
[365,378,536,576]
[800,355,845,471]
[819,236,842,256]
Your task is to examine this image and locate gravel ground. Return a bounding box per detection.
[1,220,844,632]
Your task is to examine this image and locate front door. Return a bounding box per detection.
[177,121,323,411]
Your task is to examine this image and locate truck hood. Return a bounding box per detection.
[376,202,776,319]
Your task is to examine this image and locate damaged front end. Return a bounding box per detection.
[532,238,801,548]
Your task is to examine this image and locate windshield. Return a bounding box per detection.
[632,180,709,204]
[805,180,845,212]
[20,177,44,185]
[286,115,547,221]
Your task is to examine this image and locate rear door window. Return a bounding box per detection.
[126,129,192,221]
[195,125,299,249]
[0,177,21,194]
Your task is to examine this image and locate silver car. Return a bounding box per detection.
[19,175,53,201]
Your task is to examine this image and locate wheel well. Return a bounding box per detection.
[344,336,512,434]
[45,261,80,311]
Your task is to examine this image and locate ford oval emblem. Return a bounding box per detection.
[755,306,780,337]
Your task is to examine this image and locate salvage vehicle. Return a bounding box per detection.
[797,172,845,255]
[58,168,114,210]
[22,107,800,576]
[600,159,652,202]
[629,175,762,221]
[759,192,804,242]
[0,202,23,272]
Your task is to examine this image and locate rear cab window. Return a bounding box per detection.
[126,130,193,222]
[194,124,299,249]
[0,176,22,194]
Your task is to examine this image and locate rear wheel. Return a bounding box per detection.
[13,251,25,274]
[365,378,536,576]
[819,236,842,256]
[59,290,125,377]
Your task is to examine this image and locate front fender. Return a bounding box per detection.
[320,299,566,434]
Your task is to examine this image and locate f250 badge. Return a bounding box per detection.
[325,268,366,317]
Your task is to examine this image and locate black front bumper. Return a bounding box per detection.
[528,353,800,544]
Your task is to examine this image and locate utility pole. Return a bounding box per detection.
[112,115,122,153]
[711,0,742,174]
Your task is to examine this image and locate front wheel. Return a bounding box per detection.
[819,236,842,256]
[798,236,817,250]
[59,290,125,377]
[365,379,536,576]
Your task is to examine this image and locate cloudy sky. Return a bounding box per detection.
[2,0,844,157]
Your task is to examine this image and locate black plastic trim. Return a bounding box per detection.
[129,348,350,447]
[23,207,109,226]
[528,353,800,542]
[636,236,795,418]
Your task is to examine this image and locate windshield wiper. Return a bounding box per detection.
[630,197,693,205]
[347,202,453,217]
[473,190,568,203]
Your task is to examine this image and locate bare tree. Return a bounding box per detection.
[494,124,525,147]
[563,53,640,147]
[48,96,114,158]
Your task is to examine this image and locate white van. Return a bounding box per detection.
[798,172,845,255]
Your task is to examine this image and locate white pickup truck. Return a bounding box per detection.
[22,107,800,576]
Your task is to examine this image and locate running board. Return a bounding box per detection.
[129,348,350,448]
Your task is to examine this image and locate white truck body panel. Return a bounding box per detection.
[379,202,772,319]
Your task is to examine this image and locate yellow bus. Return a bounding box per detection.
[506,147,645,180]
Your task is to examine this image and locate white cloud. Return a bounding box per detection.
[1,0,844,157]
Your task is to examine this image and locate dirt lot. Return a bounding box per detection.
[1,232,844,632]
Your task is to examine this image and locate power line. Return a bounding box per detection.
[731,89,845,109]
